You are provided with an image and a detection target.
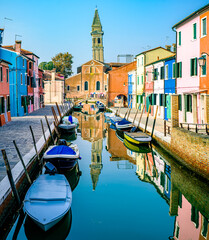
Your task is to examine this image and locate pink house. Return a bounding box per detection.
[173,14,200,124]
[145,64,154,115]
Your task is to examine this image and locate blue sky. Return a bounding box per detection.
[1,0,209,74]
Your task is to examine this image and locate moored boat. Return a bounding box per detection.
[123,139,152,153]
[58,123,76,133]
[124,131,152,145]
[24,166,72,232]
[62,116,79,127]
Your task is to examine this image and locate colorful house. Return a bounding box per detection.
[1,41,28,117]
[172,3,209,124]
[136,46,174,109]
[26,57,35,113]
[128,69,136,108]
[38,68,44,108]
[0,58,11,126]
[144,64,154,115]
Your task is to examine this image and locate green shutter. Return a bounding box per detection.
[189,95,192,113]
[178,95,182,111]
[194,58,197,76]
[173,63,175,78]
[179,62,182,78]
[193,23,197,39]
[179,32,181,46]
[190,59,193,76]
[203,18,207,36]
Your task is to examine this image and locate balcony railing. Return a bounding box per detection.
[180,123,209,135]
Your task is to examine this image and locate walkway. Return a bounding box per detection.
[0,105,59,182]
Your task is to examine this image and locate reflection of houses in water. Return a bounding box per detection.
[89,139,103,190]
[169,160,209,240]
[106,126,136,165]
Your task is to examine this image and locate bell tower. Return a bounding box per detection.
[91,8,104,62]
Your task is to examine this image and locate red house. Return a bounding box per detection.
[0,59,11,126]
[27,58,35,113]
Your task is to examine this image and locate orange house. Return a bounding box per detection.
[199,9,209,123]
[0,59,11,126]
[108,61,136,107]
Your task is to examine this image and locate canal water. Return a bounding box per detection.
[5,107,209,240]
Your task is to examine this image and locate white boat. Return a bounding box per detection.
[115,118,133,130]
[62,116,79,127]
[43,143,80,170]
[24,173,72,231]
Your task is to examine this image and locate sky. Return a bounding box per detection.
[1,0,209,74]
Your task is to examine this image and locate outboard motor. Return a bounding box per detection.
[58,139,67,146]
[44,162,57,175]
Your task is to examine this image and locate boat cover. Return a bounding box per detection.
[117,118,131,126]
[68,115,73,123]
[47,146,76,156]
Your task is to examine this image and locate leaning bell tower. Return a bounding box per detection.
[91,8,104,62]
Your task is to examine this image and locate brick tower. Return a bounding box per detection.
[91,8,104,62]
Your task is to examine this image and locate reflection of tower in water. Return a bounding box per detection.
[89,139,103,190]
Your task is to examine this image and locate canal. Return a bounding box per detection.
[5,106,209,240]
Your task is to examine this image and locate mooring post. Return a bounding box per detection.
[51,106,59,126]
[137,104,145,129]
[53,121,61,138]
[61,101,65,115]
[56,102,62,119]
[45,115,55,144]
[151,105,158,137]
[1,149,21,207]
[13,140,32,185]
[144,105,151,133]
[40,119,48,148]
[29,126,40,164]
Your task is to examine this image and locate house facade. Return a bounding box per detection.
[128,69,137,108]
[0,59,11,126]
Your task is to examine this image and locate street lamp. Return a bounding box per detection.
[198,52,209,66]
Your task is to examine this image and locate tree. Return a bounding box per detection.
[39,61,54,70]
[39,62,47,70]
[52,52,73,78]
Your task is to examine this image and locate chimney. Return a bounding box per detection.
[0,28,4,46]
[165,45,171,51]
[15,40,21,53]
[172,43,176,53]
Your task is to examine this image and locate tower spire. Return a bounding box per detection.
[91,8,104,62]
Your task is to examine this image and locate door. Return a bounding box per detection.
[166,95,171,119]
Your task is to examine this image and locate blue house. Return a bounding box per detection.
[164,56,176,120]
[0,41,28,117]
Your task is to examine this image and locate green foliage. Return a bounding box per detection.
[39,61,54,70]
[52,52,73,78]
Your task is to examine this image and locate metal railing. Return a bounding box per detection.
[180,123,209,135]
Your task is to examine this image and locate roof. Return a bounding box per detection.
[0,59,12,65]
[145,54,176,67]
[2,45,39,59]
[43,70,64,80]
[135,46,173,57]
[108,61,136,72]
[108,62,126,67]
[172,3,209,29]
[92,8,102,27]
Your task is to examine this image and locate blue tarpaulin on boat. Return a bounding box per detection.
[47,146,76,155]
[117,118,131,125]
[68,115,73,123]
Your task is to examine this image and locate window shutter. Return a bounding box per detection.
[179,62,182,78]
[173,63,175,78]
[189,95,192,112]
[190,59,193,76]
[194,58,197,76]
[178,95,182,111]
[193,23,197,39]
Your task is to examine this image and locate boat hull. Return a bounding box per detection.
[124,132,152,145]
[123,139,151,153]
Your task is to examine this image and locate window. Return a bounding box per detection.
[0,97,5,114]
[90,67,94,73]
[84,81,88,91]
[25,74,27,85]
[165,65,168,79]
[178,95,182,111]
[96,81,100,90]
[185,95,192,112]
[153,68,158,80]
[93,38,95,44]
[141,57,143,65]
[105,85,107,91]
[27,76,30,86]
[137,76,139,85]
[159,94,164,106]
[190,58,198,76]
[202,17,207,37]
[67,85,70,91]
[98,38,100,44]
[160,66,164,79]
[179,31,181,46]
[176,62,182,78]
[29,62,32,69]
[152,94,157,105]
[201,55,206,76]
[141,75,143,84]
[175,223,180,239]
[6,68,9,83]
[21,73,23,85]
[193,23,197,40]
[0,67,2,82]
[77,85,80,91]
[6,96,10,112]
[191,206,199,228]
[172,63,176,78]
[201,216,208,238]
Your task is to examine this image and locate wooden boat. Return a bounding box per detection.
[123,139,151,153]
[43,143,80,170]
[110,116,123,125]
[24,172,72,232]
[62,116,79,127]
[115,118,132,130]
[124,131,152,145]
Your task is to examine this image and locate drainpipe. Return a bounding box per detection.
[16,54,21,116]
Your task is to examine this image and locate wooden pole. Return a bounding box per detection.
[124,100,132,119]
[29,126,40,163]
[1,149,21,207]
[13,140,32,184]
[127,99,133,120]
[51,106,59,126]
[40,119,48,147]
[53,121,61,138]
[137,104,145,128]
[45,115,55,144]
[132,105,140,125]
[151,105,158,137]
[144,105,151,132]
[56,102,62,119]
